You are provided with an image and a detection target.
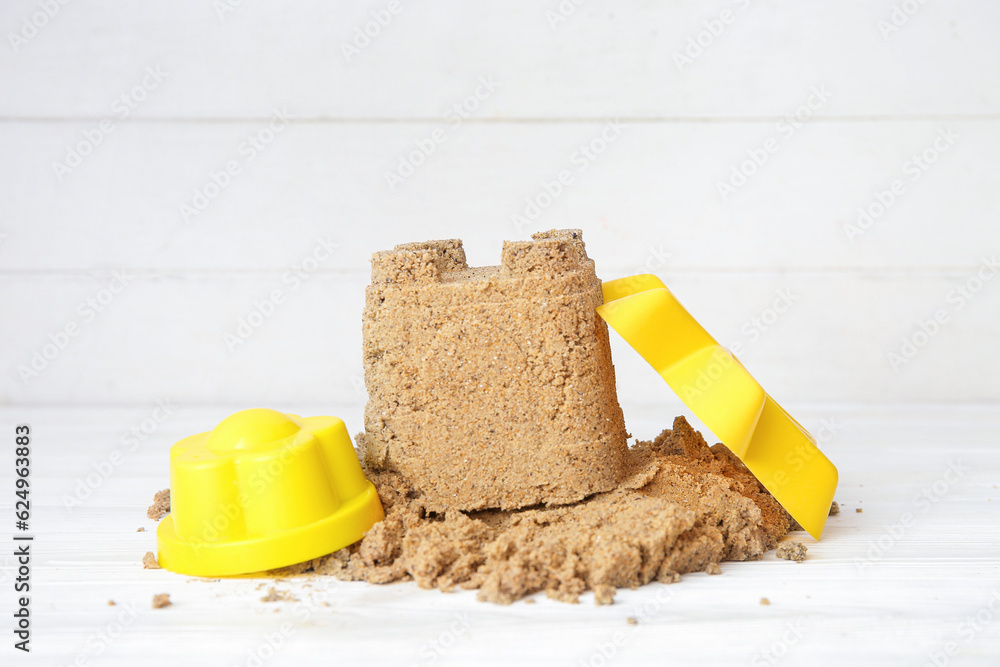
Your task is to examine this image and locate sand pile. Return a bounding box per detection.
[289,416,791,605]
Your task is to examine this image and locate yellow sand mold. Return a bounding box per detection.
[157,409,384,576]
[597,274,838,539]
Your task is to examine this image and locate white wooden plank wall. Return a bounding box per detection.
[1,1,998,407]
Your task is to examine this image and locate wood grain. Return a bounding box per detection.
[0,405,997,666]
[1,1,998,118]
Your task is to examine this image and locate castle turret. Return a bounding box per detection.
[358,229,628,511]
[370,238,468,284]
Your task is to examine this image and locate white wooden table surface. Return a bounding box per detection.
[1,403,998,666]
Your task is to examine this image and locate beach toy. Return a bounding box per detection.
[597,274,838,539]
[157,409,384,576]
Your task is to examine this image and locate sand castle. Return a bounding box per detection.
[151,228,799,604]
[357,229,630,511]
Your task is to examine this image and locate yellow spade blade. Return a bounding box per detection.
[598,275,838,539]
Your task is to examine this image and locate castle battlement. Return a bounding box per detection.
[501,229,588,274]
[370,229,594,287]
[370,238,469,284]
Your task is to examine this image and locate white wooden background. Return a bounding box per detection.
[1,0,998,407]
[1,1,999,665]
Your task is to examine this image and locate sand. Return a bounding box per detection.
[260,587,298,603]
[147,489,170,521]
[357,229,629,512]
[776,541,808,562]
[290,416,791,605]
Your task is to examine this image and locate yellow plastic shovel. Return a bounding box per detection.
[597,274,838,539]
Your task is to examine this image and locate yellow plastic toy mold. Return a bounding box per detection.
[157,409,384,576]
[597,275,838,539]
